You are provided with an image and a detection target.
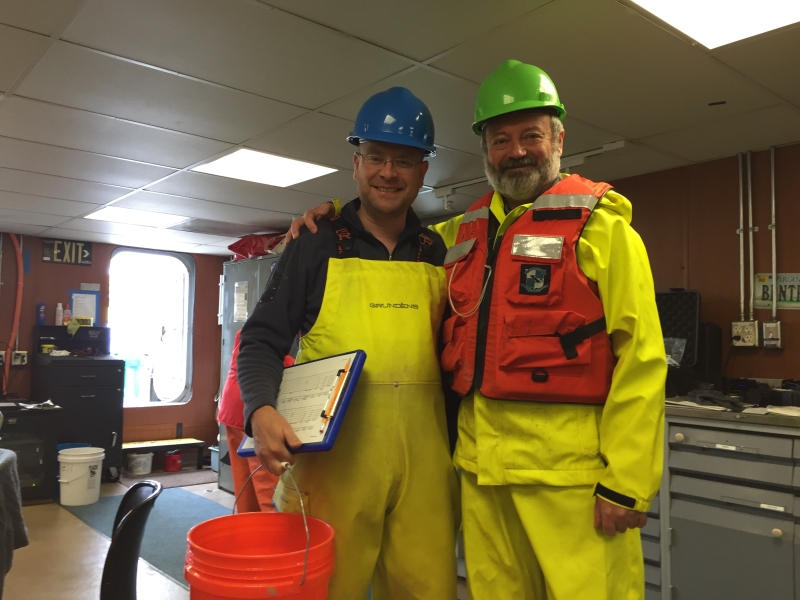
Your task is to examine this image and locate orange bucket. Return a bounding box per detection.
[185,512,335,599]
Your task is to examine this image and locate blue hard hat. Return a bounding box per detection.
[347,87,436,157]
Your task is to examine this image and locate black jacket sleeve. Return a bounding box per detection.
[237,229,331,435]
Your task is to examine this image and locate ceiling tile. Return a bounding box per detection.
[0,189,100,216]
[642,105,800,162]
[146,171,329,215]
[0,166,131,204]
[0,0,83,36]
[53,217,222,244]
[413,191,476,219]
[42,226,203,253]
[289,170,357,203]
[115,190,295,230]
[0,23,47,92]
[247,112,353,170]
[17,41,306,143]
[62,0,410,109]
[712,24,800,108]
[320,68,481,155]
[570,141,688,184]
[0,207,71,227]
[0,135,175,187]
[562,118,626,157]
[455,181,493,199]
[0,223,48,235]
[0,97,233,168]
[431,0,781,139]
[424,147,485,189]
[262,0,548,62]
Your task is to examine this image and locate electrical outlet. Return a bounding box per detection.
[763,321,783,349]
[11,351,27,366]
[732,321,760,347]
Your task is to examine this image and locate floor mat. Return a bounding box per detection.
[119,467,218,489]
[63,487,230,587]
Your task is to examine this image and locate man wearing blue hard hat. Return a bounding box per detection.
[238,87,459,599]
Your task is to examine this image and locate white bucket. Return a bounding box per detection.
[58,447,105,506]
[127,452,153,475]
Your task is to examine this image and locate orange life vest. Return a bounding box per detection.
[441,174,617,404]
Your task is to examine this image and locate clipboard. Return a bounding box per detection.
[238,350,366,457]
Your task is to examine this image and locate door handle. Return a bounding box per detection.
[81,375,96,378]
[81,395,96,398]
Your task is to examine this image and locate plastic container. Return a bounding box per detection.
[54,303,63,327]
[62,302,72,326]
[185,512,335,599]
[40,344,56,354]
[163,450,182,472]
[36,303,46,326]
[209,446,219,472]
[127,452,153,475]
[58,447,105,506]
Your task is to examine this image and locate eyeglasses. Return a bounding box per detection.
[355,152,424,171]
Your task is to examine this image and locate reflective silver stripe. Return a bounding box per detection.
[444,238,476,265]
[462,206,490,224]
[511,234,564,260]
[529,194,598,211]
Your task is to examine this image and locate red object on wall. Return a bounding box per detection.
[163,451,182,472]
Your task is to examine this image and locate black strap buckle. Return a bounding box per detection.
[559,317,607,360]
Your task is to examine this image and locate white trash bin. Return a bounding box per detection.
[58,447,105,506]
[127,452,153,475]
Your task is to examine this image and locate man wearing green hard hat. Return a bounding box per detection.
[239,87,459,599]
[293,60,665,599]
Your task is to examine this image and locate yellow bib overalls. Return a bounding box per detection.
[275,258,460,600]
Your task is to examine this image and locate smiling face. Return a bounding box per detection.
[482,109,564,208]
[352,140,429,220]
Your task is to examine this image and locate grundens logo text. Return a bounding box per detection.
[369,303,419,309]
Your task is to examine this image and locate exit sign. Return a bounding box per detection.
[42,238,93,266]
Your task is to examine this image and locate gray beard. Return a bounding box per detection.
[484,150,561,204]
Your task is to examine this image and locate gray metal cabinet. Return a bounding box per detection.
[663,411,800,600]
[217,255,280,492]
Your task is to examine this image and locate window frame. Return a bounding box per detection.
[110,247,196,407]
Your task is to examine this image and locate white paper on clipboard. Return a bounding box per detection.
[276,352,356,444]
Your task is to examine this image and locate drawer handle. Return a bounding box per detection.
[81,375,96,378]
[81,395,96,399]
[674,432,685,442]
[772,528,783,539]
[111,432,118,447]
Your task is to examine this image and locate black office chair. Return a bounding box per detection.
[100,480,163,600]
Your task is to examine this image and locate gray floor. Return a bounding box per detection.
[5,482,469,599]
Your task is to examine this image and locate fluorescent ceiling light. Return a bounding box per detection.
[192,148,337,187]
[85,206,189,228]
[629,0,800,49]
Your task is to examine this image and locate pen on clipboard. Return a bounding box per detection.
[320,359,351,433]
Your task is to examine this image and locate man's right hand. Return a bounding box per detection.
[250,405,302,475]
[286,202,337,242]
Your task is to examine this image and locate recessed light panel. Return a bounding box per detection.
[630,0,800,49]
[85,206,189,228]
[192,148,337,187]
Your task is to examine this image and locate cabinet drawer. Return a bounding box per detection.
[644,564,660,586]
[648,494,660,516]
[668,424,793,458]
[642,538,660,563]
[49,386,122,405]
[671,474,794,515]
[644,585,661,600]
[669,448,793,487]
[46,365,123,387]
[641,516,660,538]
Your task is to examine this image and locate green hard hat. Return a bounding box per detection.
[472,60,566,135]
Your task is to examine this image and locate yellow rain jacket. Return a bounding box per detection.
[431,184,665,513]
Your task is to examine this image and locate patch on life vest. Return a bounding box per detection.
[520,264,551,295]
